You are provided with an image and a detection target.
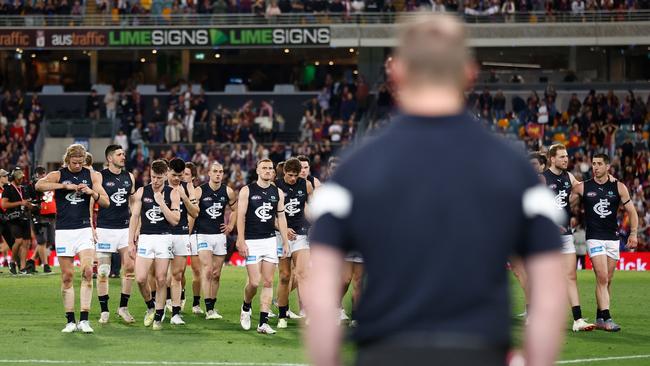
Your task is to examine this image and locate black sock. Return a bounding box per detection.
[80,311,89,322]
[193,295,200,307]
[597,308,603,319]
[259,312,269,326]
[151,290,156,299]
[572,306,583,321]
[172,306,181,316]
[601,309,611,321]
[98,295,109,313]
[279,305,289,319]
[66,312,75,324]
[166,287,171,300]
[205,298,215,312]
[181,289,186,301]
[242,301,252,312]
[146,299,155,310]
[154,309,164,321]
[119,293,130,308]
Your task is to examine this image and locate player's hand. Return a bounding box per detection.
[21,200,33,209]
[153,191,165,206]
[282,242,290,258]
[63,183,78,191]
[236,239,248,258]
[175,185,188,200]
[128,244,137,260]
[221,223,233,235]
[627,234,638,250]
[287,228,297,241]
[78,184,94,196]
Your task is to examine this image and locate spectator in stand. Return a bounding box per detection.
[104,87,117,121]
[113,130,129,152]
[86,89,101,120]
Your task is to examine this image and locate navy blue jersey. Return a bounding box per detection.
[194,183,229,235]
[245,182,280,240]
[310,112,563,348]
[55,167,93,230]
[582,179,621,241]
[542,169,572,233]
[96,168,132,229]
[140,185,174,235]
[168,181,190,235]
[275,178,309,235]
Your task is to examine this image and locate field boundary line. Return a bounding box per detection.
[557,354,650,364]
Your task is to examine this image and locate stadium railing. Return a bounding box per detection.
[1,10,649,27]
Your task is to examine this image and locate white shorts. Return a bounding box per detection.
[138,234,173,259]
[275,233,309,258]
[55,227,94,257]
[587,239,620,260]
[246,237,278,265]
[345,251,364,263]
[560,235,576,255]
[95,227,129,253]
[171,234,194,256]
[195,233,227,256]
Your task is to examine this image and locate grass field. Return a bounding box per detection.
[0,267,649,366]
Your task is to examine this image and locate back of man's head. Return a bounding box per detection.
[393,14,471,90]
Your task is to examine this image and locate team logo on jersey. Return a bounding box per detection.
[607,191,616,197]
[586,191,597,197]
[554,190,568,208]
[111,188,128,206]
[255,202,273,222]
[105,181,116,187]
[145,206,165,224]
[206,202,223,219]
[62,180,72,185]
[285,198,301,217]
[143,197,153,203]
[297,190,304,197]
[251,195,262,201]
[548,184,557,189]
[65,192,85,205]
[593,199,612,218]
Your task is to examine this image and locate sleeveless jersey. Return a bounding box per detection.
[275,177,309,235]
[140,185,174,235]
[307,175,316,188]
[582,179,621,241]
[96,168,132,229]
[194,183,229,235]
[168,181,190,235]
[542,169,572,233]
[55,167,93,230]
[245,182,280,240]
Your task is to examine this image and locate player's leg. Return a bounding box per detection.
[210,254,226,315]
[117,244,135,323]
[340,260,353,321]
[562,236,593,332]
[170,254,186,324]
[290,246,310,321]
[199,248,215,314]
[77,248,95,333]
[277,256,292,327]
[153,257,172,330]
[241,260,262,330]
[96,251,112,324]
[190,255,202,313]
[509,257,528,316]
[599,241,621,331]
[588,240,618,331]
[258,259,277,334]
[59,256,77,332]
[350,262,364,327]
[135,255,156,326]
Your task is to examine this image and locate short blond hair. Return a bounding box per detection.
[63,144,87,165]
[395,14,471,88]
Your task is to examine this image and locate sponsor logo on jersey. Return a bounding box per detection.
[586,191,597,197]
[251,195,262,200]
[143,197,153,203]
[105,181,116,187]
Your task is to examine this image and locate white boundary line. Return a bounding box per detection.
[0,361,307,366]
[557,354,650,364]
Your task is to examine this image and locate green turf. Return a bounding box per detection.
[0,267,649,365]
